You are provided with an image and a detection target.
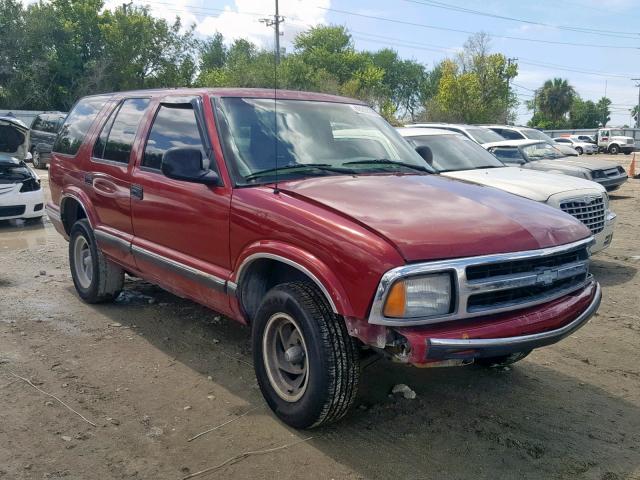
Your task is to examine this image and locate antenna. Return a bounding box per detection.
[261,0,285,193]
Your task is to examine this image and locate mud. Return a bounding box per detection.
[1,157,639,479]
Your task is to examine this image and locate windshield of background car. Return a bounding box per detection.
[490,147,525,163]
[214,97,434,185]
[407,134,504,172]
[464,127,504,144]
[522,128,554,142]
[610,129,625,136]
[522,142,565,160]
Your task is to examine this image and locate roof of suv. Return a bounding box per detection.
[483,139,542,148]
[82,88,365,105]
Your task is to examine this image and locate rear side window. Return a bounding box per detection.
[142,104,205,170]
[94,98,150,164]
[53,96,110,155]
[499,129,525,140]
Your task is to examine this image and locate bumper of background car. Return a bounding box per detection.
[394,280,599,365]
[0,188,45,220]
[597,174,628,191]
[591,211,616,254]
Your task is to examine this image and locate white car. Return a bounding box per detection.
[484,124,580,157]
[0,116,45,222]
[398,128,616,253]
[553,137,598,155]
[404,122,505,146]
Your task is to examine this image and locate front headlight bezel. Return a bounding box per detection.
[382,272,455,319]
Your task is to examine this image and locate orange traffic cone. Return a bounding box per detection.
[629,152,638,178]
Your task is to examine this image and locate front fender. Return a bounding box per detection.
[231,240,354,317]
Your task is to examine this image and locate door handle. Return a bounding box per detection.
[131,184,144,200]
[92,178,118,197]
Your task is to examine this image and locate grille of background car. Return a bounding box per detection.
[560,197,605,234]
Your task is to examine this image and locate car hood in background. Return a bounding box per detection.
[442,167,604,202]
[553,144,578,156]
[539,157,622,171]
[0,116,29,160]
[279,174,590,262]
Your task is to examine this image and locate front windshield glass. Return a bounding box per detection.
[407,134,504,172]
[522,128,554,142]
[610,129,625,136]
[522,142,565,160]
[214,97,433,185]
[464,127,504,144]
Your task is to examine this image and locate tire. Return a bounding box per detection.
[575,147,583,155]
[32,150,44,169]
[608,144,619,155]
[475,350,531,368]
[252,282,360,429]
[69,219,123,303]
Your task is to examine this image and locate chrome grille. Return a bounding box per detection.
[368,238,592,326]
[626,138,634,144]
[560,196,605,234]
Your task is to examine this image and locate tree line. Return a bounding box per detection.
[1,0,617,128]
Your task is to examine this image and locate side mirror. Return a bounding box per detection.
[161,147,220,186]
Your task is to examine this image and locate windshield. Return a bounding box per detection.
[214,98,433,185]
[522,142,565,160]
[407,134,504,172]
[610,129,625,136]
[465,127,504,144]
[522,128,554,142]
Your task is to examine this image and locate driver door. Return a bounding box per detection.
[130,95,232,313]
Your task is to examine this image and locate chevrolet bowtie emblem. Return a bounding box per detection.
[536,269,559,286]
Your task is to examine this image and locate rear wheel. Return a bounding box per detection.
[575,147,583,155]
[69,219,123,303]
[608,144,620,155]
[624,151,632,155]
[32,150,44,169]
[252,282,360,429]
[475,350,531,368]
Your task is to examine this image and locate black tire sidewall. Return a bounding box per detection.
[69,219,101,301]
[575,147,583,155]
[609,145,619,154]
[252,286,333,429]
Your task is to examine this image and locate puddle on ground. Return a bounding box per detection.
[0,217,55,251]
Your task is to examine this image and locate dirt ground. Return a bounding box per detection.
[1,154,639,480]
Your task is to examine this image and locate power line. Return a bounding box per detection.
[320,6,640,50]
[404,0,640,39]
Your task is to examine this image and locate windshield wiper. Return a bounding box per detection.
[244,163,353,181]
[342,158,431,173]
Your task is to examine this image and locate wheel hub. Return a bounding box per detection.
[284,345,305,364]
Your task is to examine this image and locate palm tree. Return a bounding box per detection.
[534,78,576,127]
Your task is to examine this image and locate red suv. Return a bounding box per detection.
[47,89,601,428]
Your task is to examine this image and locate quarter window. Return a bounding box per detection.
[142,104,206,170]
[94,98,149,164]
[53,95,111,155]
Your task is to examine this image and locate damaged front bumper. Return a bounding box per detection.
[392,280,600,365]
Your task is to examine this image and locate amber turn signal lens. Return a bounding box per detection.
[383,281,406,318]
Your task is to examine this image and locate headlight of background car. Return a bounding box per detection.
[591,170,605,179]
[383,273,453,318]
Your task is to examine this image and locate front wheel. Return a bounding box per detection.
[575,147,583,155]
[252,282,360,429]
[69,219,124,303]
[475,350,531,368]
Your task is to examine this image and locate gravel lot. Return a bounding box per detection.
[1,154,639,480]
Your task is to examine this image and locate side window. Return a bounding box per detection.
[501,129,524,140]
[142,104,205,171]
[53,95,110,155]
[97,98,150,164]
[491,147,524,164]
[31,116,43,131]
[92,106,118,159]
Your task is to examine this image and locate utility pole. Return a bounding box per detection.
[633,78,640,128]
[260,0,285,64]
[505,57,517,123]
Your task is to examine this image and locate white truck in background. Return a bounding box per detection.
[596,128,636,155]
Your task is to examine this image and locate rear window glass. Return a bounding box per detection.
[94,98,149,163]
[491,147,525,163]
[53,96,110,155]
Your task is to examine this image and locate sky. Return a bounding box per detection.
[97,0,640,125]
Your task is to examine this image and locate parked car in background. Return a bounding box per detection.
[553,137,598,155]
[573,134,597,144]
[0,116,45,222]
[398,128,616,252]
[47,88,601,428]
[403,122,505,145]
[485,139,628,191]
[596,128,635,155]
[484,124,579,156]
[29,112,66,168]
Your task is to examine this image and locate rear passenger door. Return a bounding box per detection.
[129,96,232,313]
[87,97,150,267]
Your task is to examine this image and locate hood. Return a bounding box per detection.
[545,157,621,171]
[554,144,578,156]
[278,175,590,262]
[443,167,604,202]
[0,116,29,161]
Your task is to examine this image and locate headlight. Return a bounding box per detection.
[603,192,610,210]
[591,170,605,179]
[383,273,453,318]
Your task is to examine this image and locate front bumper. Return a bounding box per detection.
[396,280,600,365]
[0,188,45,220]
[596,174,628,191]
[620,145,635,153]
[591,211,616,253]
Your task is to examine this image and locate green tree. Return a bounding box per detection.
[595,97,611,127]
[200,32,226,70]
[570,98,600,128]
[529,78,576,128]
[632,105,639,127]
